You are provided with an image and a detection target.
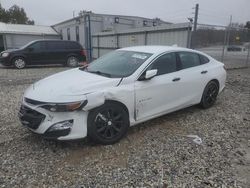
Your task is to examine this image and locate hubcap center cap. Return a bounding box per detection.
[107,121,112,126]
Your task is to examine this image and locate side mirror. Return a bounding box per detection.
[139,69,158,81]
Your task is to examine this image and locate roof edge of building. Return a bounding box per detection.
[52,12,171,27]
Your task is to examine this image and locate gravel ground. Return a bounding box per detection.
[0,66,249,187]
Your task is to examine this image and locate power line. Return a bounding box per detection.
[163,8,193,16]
[199,13,229,20]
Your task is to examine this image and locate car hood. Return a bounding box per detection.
[24,68,121,103]
[1,49,20,54]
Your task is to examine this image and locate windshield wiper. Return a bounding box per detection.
[87,70,111,77]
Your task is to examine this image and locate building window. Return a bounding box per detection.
[114,17,119,23]
[153,21,157,26]
[67,28,71,40]
[59,30,63,39]
[76,26,79,42]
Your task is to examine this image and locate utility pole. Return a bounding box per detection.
[83,11,92,62]
[193,3,199,32]
[222,15,232,62]
[190,4,199,49]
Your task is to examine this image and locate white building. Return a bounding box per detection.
[52,12,170,60]
[0,22,60,51]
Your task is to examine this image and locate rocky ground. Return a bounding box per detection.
[0,66,249,187]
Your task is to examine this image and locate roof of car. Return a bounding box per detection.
[31,39,79,43]
[119,45,193,54]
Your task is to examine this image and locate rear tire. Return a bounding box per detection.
[87,102,129,145]
[66,56,79,67]
[12,57,26,69]
[200,81,219,109]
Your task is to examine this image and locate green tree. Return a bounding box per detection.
[0,4,9,22]
[0,3,35,25]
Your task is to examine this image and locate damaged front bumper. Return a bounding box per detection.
[18,100,89,140]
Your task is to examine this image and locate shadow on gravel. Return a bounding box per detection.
[0,64,65,69]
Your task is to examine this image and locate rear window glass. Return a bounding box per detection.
[179,52,201,69]
[199,54,210,64]
[67,42,81,49]
[149,53,177,75]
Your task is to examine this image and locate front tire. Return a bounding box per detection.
[66,56,79,67]
[13,57,26,69]
[87,102,129,145]
[200,81,219,108]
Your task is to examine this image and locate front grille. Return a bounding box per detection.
[18,105,46,130]
[24,98,47,106]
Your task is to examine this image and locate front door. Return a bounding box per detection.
[135,52,184,121]
[24,41,47,64]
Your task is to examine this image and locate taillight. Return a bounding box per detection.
[81,49,87,56]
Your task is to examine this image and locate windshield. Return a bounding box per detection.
[85,50,152,78]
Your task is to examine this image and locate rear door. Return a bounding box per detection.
[66,42,82,59]
[46,41,66,64]
[175,51,211,105]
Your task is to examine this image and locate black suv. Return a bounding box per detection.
[0,40,86,69]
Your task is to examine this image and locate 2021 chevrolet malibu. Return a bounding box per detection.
[19,46,226,144]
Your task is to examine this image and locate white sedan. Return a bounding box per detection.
[19,46,226,144]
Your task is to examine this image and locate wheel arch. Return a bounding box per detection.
[66,53,79,59]
[87,99,130,119]
[10,55,27,63]
[209,79,220,89]
[87,99,130,144]
[199,79,220,103]
[200,79,220,108]
[104,100,130,117]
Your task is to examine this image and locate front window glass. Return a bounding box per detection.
[28,42,45,51]
[148,53,177,75]
[85,50,152,78]
[20,41,36,49]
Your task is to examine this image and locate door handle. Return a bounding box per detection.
[201,70,208,74]
[172,77,181,82]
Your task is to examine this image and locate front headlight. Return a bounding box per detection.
[41,100,87,112]
[1,52,9,57]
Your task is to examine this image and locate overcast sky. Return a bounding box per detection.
[1,0,249,26]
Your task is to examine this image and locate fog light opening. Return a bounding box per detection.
[48,120,73,132]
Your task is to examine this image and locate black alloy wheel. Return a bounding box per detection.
[87,102,129,145]
[200,81,219,108]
